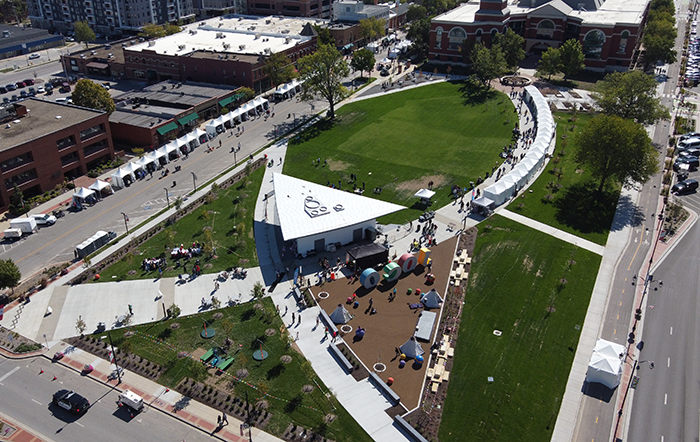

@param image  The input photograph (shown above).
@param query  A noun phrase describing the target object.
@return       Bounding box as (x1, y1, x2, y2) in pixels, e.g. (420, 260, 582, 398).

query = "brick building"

(0, 99, 115, 211)
(429, 0, 650, 71)
(109, 80, 243, 150)
(120, 15, 320, 92)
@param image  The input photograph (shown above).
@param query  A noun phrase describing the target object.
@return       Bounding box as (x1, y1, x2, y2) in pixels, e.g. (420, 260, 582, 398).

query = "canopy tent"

(88, 179, 113, 196)
(366, 42, 379, 52)
(110, 168, 134, 188)
(329, 304, 353, 324)
(241, 102, 256, 116)
(145, 150, 165, 161)
(399, 336, 425, 359)
(483, 179, 516, 206)
(253, 96, 269, 110)
(205, 117, 223, 137)
(510, 164, 531, 188)
(380, 57, 391, 64)
(72, 187, 96, 206)
(414, 189, 436, 200)
(472, 196, 495, 212)
(421, 289, 443, 309)
(274, 84, 292, 99)
(123, 162, 143, 175)
(586, 339, 626, 389)
(193, 128, 208, 144)
(134, 156, 155, 170)
(388, 49, 399, 59)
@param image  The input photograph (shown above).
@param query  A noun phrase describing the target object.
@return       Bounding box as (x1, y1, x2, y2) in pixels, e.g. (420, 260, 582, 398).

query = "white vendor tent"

(110, 168, 133, 188)
(329, 304, 353, 324)
(72, 187, 95, 205)
(414, 189, 436, 200)
(253, 96, 269, 110)
(399, 336, 425, 359)
(366, 42, 379, 53)
(586, 339, 626, 389)
(483, 179, 516, 206)
(123, 161, 143, 175)
(194, 128, 208, 143)
(134, 156, 155, 170)
(88, 180, 113, 196)
(421, 289, 443, 309)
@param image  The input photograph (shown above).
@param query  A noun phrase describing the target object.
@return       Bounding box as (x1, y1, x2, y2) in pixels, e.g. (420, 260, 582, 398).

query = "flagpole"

(107, 333, 123, 384)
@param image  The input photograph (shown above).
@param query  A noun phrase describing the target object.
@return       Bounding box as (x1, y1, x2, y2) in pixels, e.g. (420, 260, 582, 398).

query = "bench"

(292, 287, 303, 303)
(318, 308, 338, 335)
(216, 356, 235, 371)
(200, 348, 215, 363)
(369, 372, 400, 406)
(394, 415, 430, 442)
(329, 343, 354, 373)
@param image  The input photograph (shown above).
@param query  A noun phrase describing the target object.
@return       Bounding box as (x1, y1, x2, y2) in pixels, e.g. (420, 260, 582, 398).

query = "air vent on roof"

(148, 40, 155, 46)
(239, 44, 246, 50)
(178, 44, 185, 50)
(55, 115, 62, 119)
(285, 36, 291, 43)
(91, 50, 97, 55)
(255, 33, 261, 39)
(281, 29, 290, 34)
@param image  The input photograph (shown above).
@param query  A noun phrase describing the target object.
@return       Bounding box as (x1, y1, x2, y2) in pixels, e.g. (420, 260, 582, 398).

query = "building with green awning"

(156, 121, 178, 135)
(178, 113, 199, 126)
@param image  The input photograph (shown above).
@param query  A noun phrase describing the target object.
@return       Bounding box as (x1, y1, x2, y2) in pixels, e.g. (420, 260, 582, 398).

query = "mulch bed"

(316, 235, 458, 408)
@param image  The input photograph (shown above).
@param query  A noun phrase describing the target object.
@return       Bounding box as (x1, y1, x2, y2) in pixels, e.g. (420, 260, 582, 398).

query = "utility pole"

(121, 212, 129, 234)
(107, 333, 122, 384)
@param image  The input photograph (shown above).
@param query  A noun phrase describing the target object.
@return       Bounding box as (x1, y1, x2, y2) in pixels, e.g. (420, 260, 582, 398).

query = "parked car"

(36, 86, 45, 94)
(31, 213, 57, 226)
(52, 390, 90, 415)
(28, 53, 40, 60)
(0, 86, 6, 94)
(24, 79, 35, 86)
(674, 156, 700, 171)
(28, 87, 36, 95)
(680, 132, 700, 140)
(5, 83, 16, 91)
(15, 81, 25, 88)
(44, 83, 53, 92)
(671, 179, 699, 194)
(65, 37, 75, 42)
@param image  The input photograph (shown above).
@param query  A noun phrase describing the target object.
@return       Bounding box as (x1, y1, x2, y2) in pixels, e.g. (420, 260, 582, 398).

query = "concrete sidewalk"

(47, 340, 283, 442)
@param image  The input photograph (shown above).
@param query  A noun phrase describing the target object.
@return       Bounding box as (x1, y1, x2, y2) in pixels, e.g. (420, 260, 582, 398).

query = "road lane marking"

(665, 393, 668, 405)
(620, 302, 623, 306)
(622, 289, 625, 293)
(75, 422, 84, 427)
(668, 358, 671, 367)
(670, 327, 673, 335)
(0, 366, 20, 384)
(617, 315, 619, 320)
(614, 329, 617, 334)
(31, 399, 42, 405)
(595, 416, 598, 423)
(628, 232, 644, 270)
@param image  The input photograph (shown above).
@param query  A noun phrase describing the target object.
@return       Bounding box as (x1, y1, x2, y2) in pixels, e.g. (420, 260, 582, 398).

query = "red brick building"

(0, 99, 115, 211)
(429, 0, 650, 71)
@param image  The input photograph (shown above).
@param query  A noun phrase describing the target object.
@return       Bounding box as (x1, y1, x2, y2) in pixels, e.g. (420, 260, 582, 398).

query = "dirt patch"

(236, 369, 249, 379)
(280, 355, 292, 364)
(302, 384, 314, 393)
(522, 255, 533, 273)
(394, 175, 446, 193)
(265, 328, 276, 336)
(190, 348, 207, 360)
(328, 159, 351, 171)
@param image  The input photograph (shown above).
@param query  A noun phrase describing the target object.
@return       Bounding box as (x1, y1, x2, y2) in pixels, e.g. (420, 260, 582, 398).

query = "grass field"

(106, 297, 372, 442)
(439, 215, 601, 442)
(283, 81, 516, 225)
(94, 166, 264, 282)
(508, 112, 620, 245)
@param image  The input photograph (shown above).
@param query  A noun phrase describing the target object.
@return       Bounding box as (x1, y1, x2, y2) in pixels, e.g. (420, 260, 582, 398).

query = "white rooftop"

(125, 15, 325, 57)
(272, 173, 405, 241)
(434, 0, 647, 26)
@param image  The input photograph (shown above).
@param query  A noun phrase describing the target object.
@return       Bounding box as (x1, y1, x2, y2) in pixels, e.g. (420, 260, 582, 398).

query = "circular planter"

(318, 291, 330, 299)
(340, 325, 353, 334)
(373, 363, 386, 373)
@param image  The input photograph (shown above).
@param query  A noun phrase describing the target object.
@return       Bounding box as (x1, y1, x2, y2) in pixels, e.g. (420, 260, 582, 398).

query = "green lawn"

(106, 297, 372, 442)
(439, 215, 601, 442)
(284, 81, 516, 225)
(508, 112, 620, 245)
(95, 166, 264, 282)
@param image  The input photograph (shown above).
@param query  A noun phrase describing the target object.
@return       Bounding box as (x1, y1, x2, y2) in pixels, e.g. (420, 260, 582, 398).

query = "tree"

(593, 70, 670, 125)
(493, 28, 525, 71)
(470, 43, 505, 86)
(536, 46, 560, 80)
(643, 33, 677, 69)
(164, 24, 181, 36)
(238, 86, 255, 101)
(140, 23, 166, 39)
(558, 39, 585, 79)
(0, 259, 21, 292)
(358, 17, 385, 42)
(75, 316, 86, 336)
(8, 184, 27, 215)
(72, 79, 116, 114)
(313, 24, 335, 46)
(263, 52, 297, 88)
(251, 281, 265, 300)
(406, 18, 431, 57)
(406, 5, 427, 22)
(297, 44, 349, 120)
(74, 21, 96, 49)
(350, 48, 376, 78)
(574, 114, 659, 192)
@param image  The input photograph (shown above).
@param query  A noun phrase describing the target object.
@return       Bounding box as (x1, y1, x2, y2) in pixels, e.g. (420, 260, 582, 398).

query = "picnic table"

(200, 348, 215, 363)
(216, 356, 234, 371)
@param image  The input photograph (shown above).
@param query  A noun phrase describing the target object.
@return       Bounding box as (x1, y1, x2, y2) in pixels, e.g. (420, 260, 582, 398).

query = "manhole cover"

(340, 325, 352, 334)
(318, 291, 330, 299)
(373, 363, 386, 373)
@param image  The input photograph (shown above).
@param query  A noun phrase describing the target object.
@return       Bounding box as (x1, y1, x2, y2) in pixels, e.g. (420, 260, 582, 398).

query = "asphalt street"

(0, 355, 225, 442)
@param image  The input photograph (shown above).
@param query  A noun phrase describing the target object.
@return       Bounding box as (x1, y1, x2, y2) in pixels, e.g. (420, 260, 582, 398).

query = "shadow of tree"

(552, 182, 622, 234)
(459, 79, 497, 106)
(173, 396, 191, 412)
(284, 394, 303, 413)
(288, 118, 335, 146)
(266, 362, 286, 380)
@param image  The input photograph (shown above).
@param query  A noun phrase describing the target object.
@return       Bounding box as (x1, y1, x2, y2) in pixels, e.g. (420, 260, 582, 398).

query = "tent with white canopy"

(253, 96, 269, 111)
(88, 179, 113, 197)
(329, 304, 353, 324)
(366, 42, 379, 53)
(123, 162, 143, 175)
(415, 188, 436, 205)
(135, 156, 155, 171)
(586, 339, 626, 389)
(483, 179, 516, 206)
(110, 167, 134, 189)
(72, 187, 96, 206)
(399, 336, 425, 359)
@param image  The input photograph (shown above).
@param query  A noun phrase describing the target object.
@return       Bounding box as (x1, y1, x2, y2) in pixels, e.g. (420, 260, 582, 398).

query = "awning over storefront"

(218, 95, 235, 107)
(85, 62, 109, 69)
(178, 112, 199, 125)
(156, 121, 178, 135)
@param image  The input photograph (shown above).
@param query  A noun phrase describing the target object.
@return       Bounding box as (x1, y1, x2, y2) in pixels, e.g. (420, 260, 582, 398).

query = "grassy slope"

(95, 166, 264, 281)
(509, 112, 619, 246)
(439, 215, 601, 442)
(107, 298, 372, 442)
(284, 81, 516, 225)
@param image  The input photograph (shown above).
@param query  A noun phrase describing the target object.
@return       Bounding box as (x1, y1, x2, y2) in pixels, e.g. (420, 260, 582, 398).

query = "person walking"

(292, 312, 296, 323)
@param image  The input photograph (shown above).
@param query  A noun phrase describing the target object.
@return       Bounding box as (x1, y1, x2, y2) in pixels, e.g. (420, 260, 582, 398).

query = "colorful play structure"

(358, 248, 432, 289)
(200, 347, 235, 372)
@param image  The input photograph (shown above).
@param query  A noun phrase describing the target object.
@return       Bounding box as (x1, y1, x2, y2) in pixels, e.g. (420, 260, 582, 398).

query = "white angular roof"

(273, 173, 405, 241)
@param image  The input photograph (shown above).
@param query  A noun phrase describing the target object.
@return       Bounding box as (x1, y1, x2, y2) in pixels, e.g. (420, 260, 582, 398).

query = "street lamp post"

(164, 188, 170, 209)
(121, 212, 129, 234)
(191, 172, 197, 193)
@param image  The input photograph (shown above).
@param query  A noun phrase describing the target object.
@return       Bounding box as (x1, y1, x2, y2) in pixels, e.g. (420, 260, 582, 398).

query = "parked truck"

(10, 217, 37, 234)
(117, 390, 144, 418)
(3, 228, 22, 240)
(75, 230, 116, 259)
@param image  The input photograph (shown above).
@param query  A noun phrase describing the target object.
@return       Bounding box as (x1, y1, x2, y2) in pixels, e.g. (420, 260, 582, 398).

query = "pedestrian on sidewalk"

(222, 412, 228, 425)
(292, 312, 296, 323)
(284, 305, 288, 316)
(298, 315, 302, 325)
(316, 316, 320, 328)
(296, 332, 299, 341)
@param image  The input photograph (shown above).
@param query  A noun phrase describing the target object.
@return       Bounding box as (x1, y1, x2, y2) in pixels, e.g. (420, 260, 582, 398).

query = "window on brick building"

(536, 20, 555, 39)
(618, 30, 629, 53)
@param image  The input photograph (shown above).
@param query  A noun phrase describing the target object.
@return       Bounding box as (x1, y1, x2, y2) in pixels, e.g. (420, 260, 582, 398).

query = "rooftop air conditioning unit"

(148, 40, 155, 46)
(254, 33, 261, 39)
(91, 50, 97, 54)
(285, 36, 291, 43)
(239, 44, 245, 50)
(178, 44, 185, 50)
(264, 48, 271, 54)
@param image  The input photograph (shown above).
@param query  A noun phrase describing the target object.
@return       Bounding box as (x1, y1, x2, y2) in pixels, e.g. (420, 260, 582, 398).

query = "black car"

(52, 390, 90, 415)
(671, 179, 699, 194)
(674, 156, 700, 171)
(680, 131, 700, 140)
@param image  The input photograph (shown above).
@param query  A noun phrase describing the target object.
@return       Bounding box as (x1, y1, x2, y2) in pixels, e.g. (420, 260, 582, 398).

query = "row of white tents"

(272, 79, 304, 101)
(206, 97, 271, 138)
(483, 85, 555, 206)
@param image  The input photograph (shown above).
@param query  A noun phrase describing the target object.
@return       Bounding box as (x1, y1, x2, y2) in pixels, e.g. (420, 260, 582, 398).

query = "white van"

(678, 137, 700, 150)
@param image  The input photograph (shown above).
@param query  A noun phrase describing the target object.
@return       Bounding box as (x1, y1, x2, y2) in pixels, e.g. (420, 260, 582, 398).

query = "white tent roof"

(146, 150, 165, 161)
(273, 173, 405, 241)
(421, 289, 443, 309)
(111, 168, 132, 179)
(472, 196, 495, 209)
(586, 339, 626, 389)
(135, 156, 155, 168)
(123, 162, 142, 174)
(88, 180, 112, 193)
(74, 187, 95, 199)
(328, 304, 353, 324)
(399, 336, 425, 359)
(414, 189, 436, 199)
(194, 128, 207, 139)
(253, 96, 268, 108)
